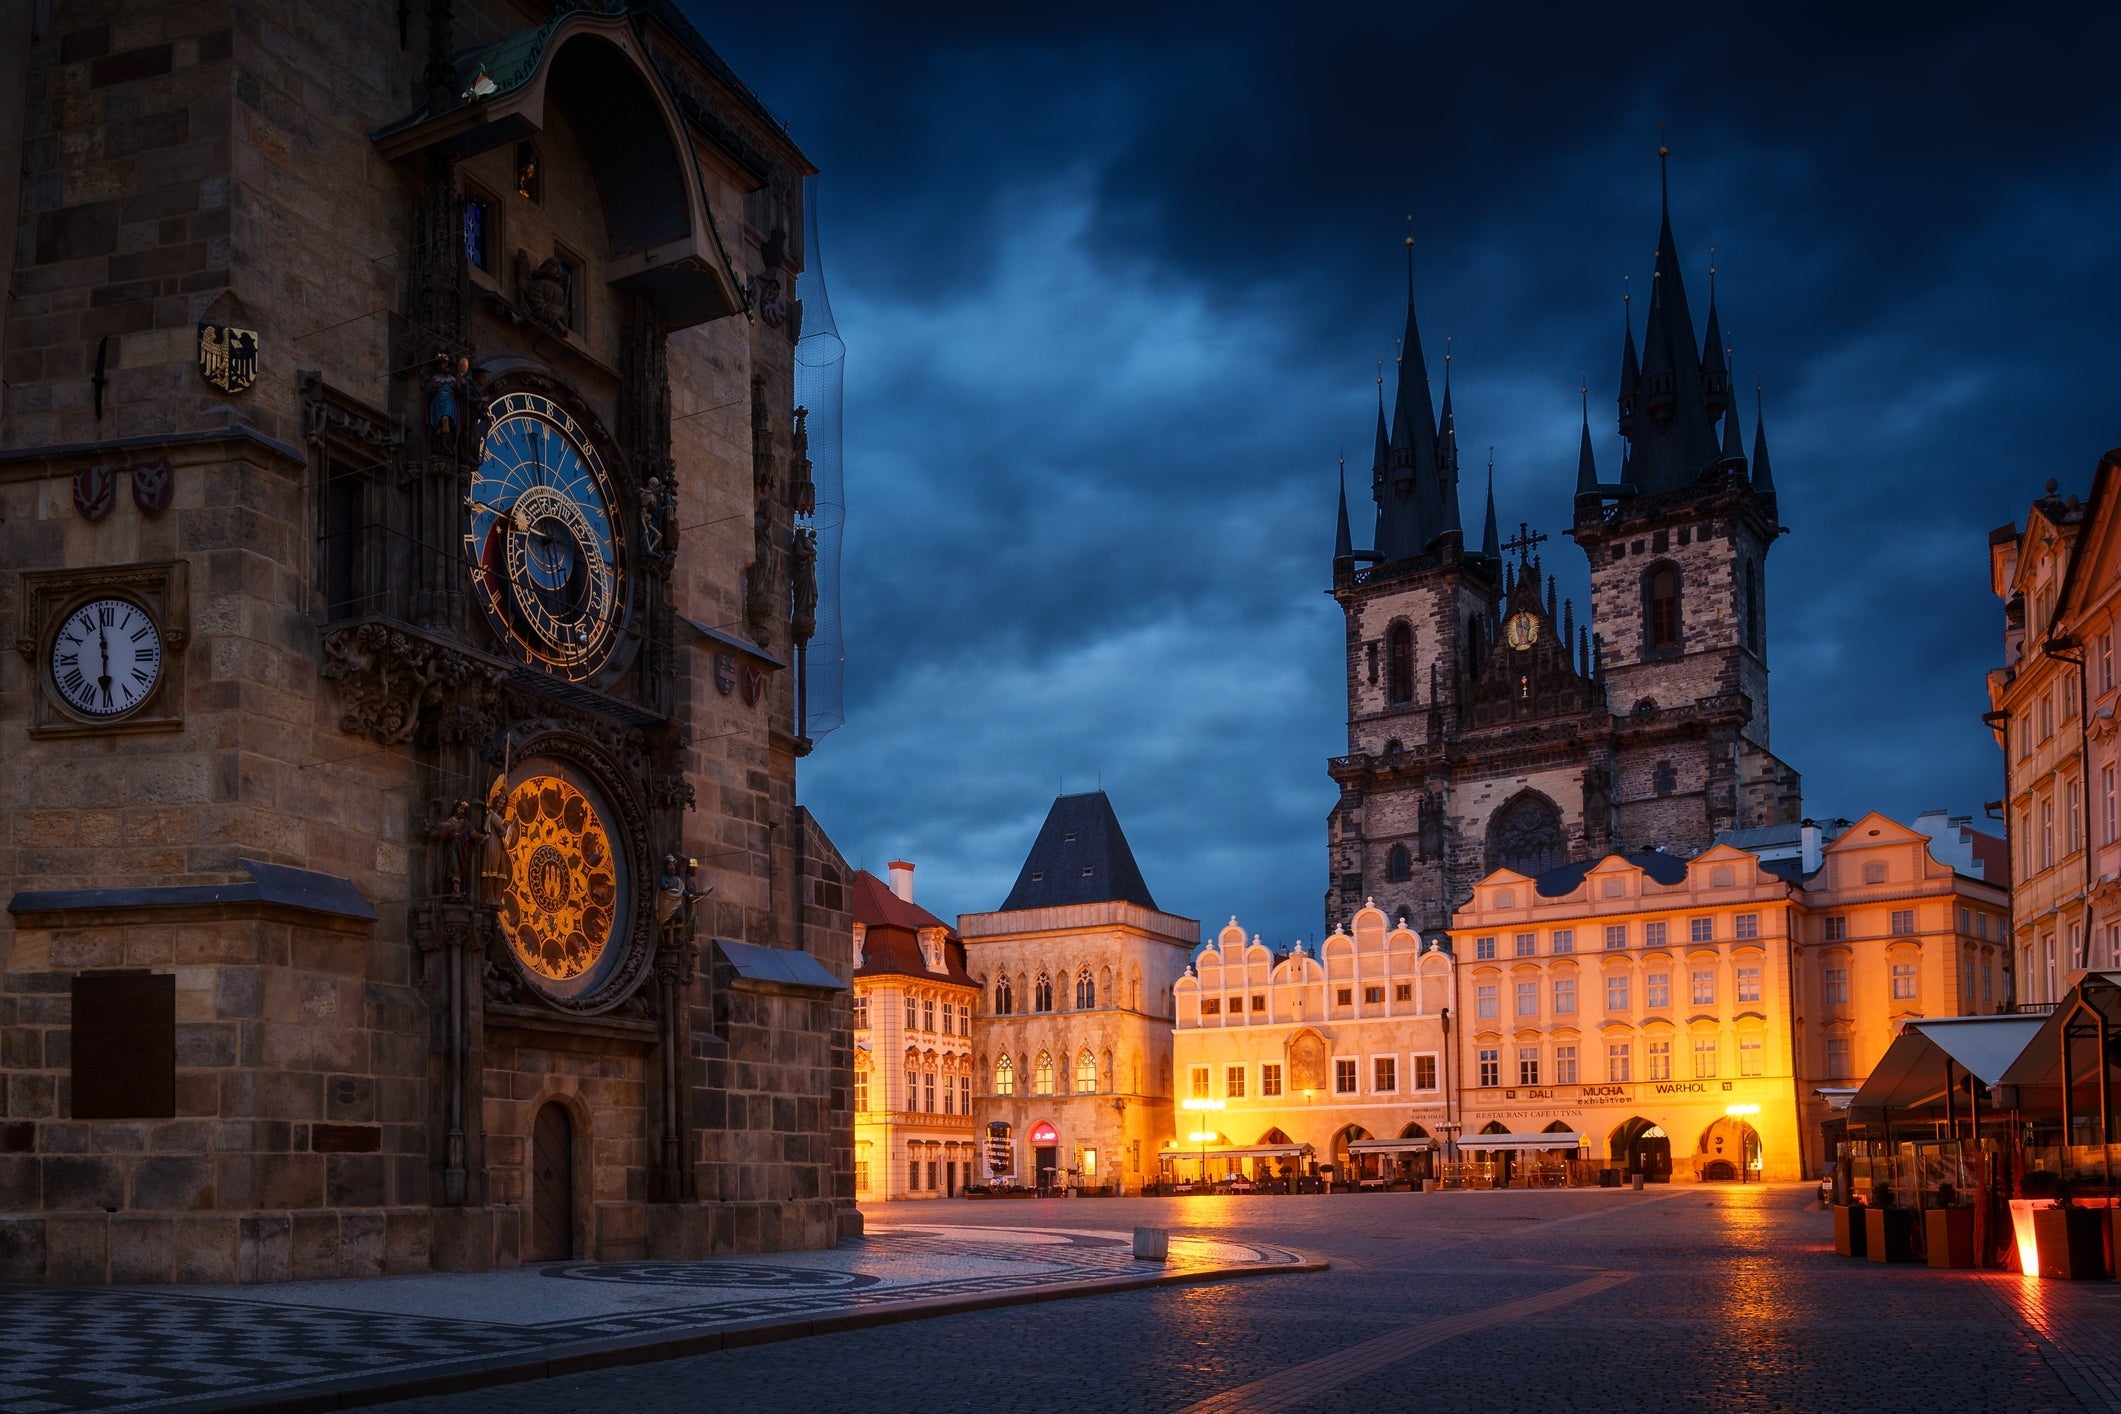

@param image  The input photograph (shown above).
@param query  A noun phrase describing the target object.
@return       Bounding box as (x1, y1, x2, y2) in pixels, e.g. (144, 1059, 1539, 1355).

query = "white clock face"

(50, 597, 163, 718)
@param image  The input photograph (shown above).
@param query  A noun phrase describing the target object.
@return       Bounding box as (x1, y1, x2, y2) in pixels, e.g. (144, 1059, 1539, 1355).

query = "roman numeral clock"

(17, 560, 190, 738)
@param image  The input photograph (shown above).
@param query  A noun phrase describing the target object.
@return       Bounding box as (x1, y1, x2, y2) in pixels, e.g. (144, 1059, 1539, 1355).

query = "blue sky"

(692, 3, 2121, 942)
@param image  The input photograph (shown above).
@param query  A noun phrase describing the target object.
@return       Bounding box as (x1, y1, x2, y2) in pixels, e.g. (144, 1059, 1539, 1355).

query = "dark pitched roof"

(1531, 850, 1692, 898)
(851, 870, 974, 984)
(997, 792, 1158, 912)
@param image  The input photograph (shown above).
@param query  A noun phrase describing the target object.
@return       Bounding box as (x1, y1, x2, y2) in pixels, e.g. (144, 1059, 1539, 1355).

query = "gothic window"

(1654, 761, 1677, 797)
(1034, 972, 1054, 1012)
(1645, 563, 1681, 651)
(1076, 1050, 1097, 1092)
(1387, 623, 1413, 704)
(1034, 1052, 1055, 1095)
(995, 1055, 1015, 1095)
(1740, 559, 1759, 654)
(1386, 844, 1412, 882)
(993, 976, 1013, 1015)
(1075, 969, 1095, 1009)
(1485, 791, 1565, 879)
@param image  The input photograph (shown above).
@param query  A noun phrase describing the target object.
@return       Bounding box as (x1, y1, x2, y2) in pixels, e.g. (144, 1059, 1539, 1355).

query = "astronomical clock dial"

(1505, 611, 1541, 652)
(466, 391, 626, 682)
(48, 597, 163, 718)
(495, 768, 630, 1002)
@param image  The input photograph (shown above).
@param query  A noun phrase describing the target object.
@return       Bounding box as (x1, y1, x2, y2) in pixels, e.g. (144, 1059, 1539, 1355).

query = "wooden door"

(530, 1102, 574, 1261)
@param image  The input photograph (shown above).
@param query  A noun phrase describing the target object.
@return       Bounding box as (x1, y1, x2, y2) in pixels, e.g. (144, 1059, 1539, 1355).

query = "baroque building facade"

(1325, 164, 1800, 936)
(1988, 455, 2121, 1007)
(1171, 906, 1456, 1183)
(849, 864, 978, 1200)
(964, 792, 1193, 1195)
(0, 1, 852, 1284)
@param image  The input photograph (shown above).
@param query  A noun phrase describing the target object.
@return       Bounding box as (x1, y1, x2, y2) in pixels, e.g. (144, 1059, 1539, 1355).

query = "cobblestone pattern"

(385, 1188, 2115, 1413)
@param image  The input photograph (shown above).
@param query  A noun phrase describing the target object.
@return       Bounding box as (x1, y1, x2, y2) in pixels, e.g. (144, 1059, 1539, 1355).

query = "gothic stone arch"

(1486, 789, 1566, 879)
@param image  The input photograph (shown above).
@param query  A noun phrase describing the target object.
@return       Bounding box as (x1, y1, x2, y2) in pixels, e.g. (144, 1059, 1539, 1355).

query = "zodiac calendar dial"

(465, 391, 626, 682)
(497, 772, 623, 993)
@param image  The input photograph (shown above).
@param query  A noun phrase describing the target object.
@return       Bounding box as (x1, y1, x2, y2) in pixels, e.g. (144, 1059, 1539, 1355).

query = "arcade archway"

(1697, 1116, 1761, 1182)
(1610, 1116, 1672, 1182)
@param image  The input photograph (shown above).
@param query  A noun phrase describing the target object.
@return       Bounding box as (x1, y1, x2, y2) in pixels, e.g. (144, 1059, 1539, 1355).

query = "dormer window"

(1030, 869, 1045, 882)
(1063, 831, 1076, 843)
(1080, 865, 1095, 878)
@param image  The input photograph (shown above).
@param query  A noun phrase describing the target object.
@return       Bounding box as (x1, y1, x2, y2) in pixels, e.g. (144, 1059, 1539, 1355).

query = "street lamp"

(1181, 1097, 1225, 1184)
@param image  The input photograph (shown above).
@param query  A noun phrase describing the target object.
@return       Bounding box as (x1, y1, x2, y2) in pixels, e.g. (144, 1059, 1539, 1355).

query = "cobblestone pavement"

(0, 1226, 1300, 1412)
(381, 1185, 2121, 1413)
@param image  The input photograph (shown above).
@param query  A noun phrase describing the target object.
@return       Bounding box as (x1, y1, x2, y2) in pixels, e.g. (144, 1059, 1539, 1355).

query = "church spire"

(1751, 385, 1777, 510)
(1575, 381, 1599, 501)
(1618, 138, 1721, 496)
(1374, 229, 1449, 564)
(1333, 450, 1354, 571)
(1480, 450, 1499, 560)
(1701, 251, 1731, 418)
(1437, 337, 1463, 539)
(1617, 278, 1638, 439)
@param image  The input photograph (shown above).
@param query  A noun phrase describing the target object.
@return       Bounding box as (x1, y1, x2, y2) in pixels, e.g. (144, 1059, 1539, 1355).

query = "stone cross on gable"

(1501, 522, 1547, 560)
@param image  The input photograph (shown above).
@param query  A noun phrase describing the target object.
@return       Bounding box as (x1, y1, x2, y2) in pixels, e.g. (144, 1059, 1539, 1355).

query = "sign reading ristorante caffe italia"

(1497, 1080, 1749, 1104)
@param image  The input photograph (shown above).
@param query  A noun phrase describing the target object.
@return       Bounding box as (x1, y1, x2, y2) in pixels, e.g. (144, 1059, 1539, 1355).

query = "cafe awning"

(1345, 1138, 1434, 1154)
(1850, 1014, 2046, 1115)
(1458, 1132, 1583, 1150)
(2000, 972, 2121, 1091)
(1157, 1144, 1306, 1162)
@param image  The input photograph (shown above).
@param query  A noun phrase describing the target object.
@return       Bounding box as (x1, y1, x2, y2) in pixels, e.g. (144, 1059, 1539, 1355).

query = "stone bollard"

(1632, 1172, 1645, 1191)
(1133, 1226, 1169, 1262)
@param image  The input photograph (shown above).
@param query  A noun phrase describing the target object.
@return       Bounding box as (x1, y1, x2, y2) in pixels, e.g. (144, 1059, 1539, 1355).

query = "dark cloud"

(690, 3, 2121, 939)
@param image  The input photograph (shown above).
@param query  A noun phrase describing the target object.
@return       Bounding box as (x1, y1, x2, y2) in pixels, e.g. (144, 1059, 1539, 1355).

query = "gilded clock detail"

(498, 773, 620, 986)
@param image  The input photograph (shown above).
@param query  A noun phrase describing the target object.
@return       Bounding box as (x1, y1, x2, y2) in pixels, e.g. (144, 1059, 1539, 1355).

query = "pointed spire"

(1575, 378, 1599, 500)
(1374, 224, 1449, 564)
(1701, 250, 1731, 417)
(1751, 385, 1777, 496)
(1437, 335, 1463, 540)
(1624, 135, 1722, 494)
(1617, 277, 1639, 439)
(1371, 363, 1389, 475)
(1480, 449, 1499, 560)
(1333, 450, 1354, 567)
(1721, 401, 1743, 460)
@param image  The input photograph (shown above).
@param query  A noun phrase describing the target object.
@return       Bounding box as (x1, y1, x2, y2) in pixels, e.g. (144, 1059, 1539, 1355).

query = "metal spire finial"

(1657, 122, 1669, 209)
(1404, 216, 1414, 300)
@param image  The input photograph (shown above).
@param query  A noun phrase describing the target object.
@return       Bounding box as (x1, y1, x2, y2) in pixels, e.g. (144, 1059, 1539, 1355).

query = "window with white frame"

(2069, 778, 2084, 851)
(1189, 1065, 1210, 1100)
(1606, 1041, 1632, 1082)
(1478, 1048, 1500, 1086)
(1606, 974, 1629, 1011)
(1735, 913, 1759, 940)
(1517, 1047, 1539, 1086)
(1374, 1057, 1397, 1092)
(853, 995, 869, 1029)
(1335, 987, 1353, 1007)
(1739, 1035, 1763, 1076)
(1477, 983, 1498, 1018)
(1515, 933, 1537, 957)
(1224, 1063, 1245, 1098)
(2106, 765, 2118, 844)
(905, 997, 918, 1030)
(1394, 983, 1412, 1003)
(1646, 1039, 1671, 1081)
(1983, 959, 1994, 1001)
(1690, 969, 1715, 1006)
(1646, 972, 1671, 1009)
(924, 1071, 936, 1112)
(1824, 967, 1849, 1005)
(1553, 977, 1576, 1014)
(1261, 1063, 1283, 1096)
(1515, 980, 1538, 1016)
(2041, 798, 2055, 871)
(1691, 1036, 1717, 1079)
(1552, 929, 1574, 954)
(959, 1076, 970, 1113)
(1334, 1058, 1358, 1093)
(942, 1073, 954, 1114)
(923, 998, 936, 1032)
(1889, 908, 1915, 936)
(2102, 629, 2114, 693)
(1554, 1045, 1578, 1084)
(1644, 921, 1668, 947)
(1475, 936, 1497, 960)
(1963, 959, 1976, 1001)
(1605, 924, 1627, 950)
(1413, 1055, 1438, 1090)
(1689, 917, 1713, 943)
(1891, 962, 1917, 1001)
(1736, 966, 1761, 1004)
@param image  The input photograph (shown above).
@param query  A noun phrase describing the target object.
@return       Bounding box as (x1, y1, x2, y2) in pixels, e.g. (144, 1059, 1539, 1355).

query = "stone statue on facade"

(477, 782, 518, 909)
(430, 799, 476, 895)
(791, 527, 818, 644)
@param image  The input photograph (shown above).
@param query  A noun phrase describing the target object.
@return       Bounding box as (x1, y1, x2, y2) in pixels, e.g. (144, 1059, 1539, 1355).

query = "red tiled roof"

(851, 870, 975, 985)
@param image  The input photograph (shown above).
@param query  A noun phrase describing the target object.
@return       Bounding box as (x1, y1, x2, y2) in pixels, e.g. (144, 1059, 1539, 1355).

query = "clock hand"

(97, 626, 112, 704)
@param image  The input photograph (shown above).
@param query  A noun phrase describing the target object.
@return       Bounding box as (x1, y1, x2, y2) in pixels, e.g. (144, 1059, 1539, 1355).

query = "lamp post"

(1181, 1096, 1225, 1184)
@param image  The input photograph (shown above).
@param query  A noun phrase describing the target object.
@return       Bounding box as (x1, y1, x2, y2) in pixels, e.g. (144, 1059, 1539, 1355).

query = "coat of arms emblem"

(72, 464, 115, 522)
(713, 652, 737, 696)
(197, 322, 259, 395)
(740, 664, 765, 706)
(131, 458, 172, 517)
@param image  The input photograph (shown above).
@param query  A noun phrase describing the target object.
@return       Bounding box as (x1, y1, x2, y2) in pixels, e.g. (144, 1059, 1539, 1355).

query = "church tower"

(1568, 149, 1800, 842)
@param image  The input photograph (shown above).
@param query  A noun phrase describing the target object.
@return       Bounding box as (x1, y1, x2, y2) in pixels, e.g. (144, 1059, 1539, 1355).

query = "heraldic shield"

(197, 323, 259, 395)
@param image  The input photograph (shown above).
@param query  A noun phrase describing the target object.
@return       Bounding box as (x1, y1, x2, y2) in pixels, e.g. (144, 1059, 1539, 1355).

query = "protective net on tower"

(794, 172, 846, 739)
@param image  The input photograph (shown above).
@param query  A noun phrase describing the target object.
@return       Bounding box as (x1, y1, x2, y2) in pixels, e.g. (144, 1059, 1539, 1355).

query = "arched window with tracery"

(1076, 1050, 1097, 1092)
(994, 1055, 1015, 1095)
(1486, 790, 1566, 878)
(1034, 1052, 1055, 1095)
(993, 976, 1013, 1016)
(1387, 622, 1413, 704)
(1034, 972, 1054, 1012)
(1075, 969, 1095, 1009)
(1645, 562, 1681, 651)
(1386, 844, 1412, 882)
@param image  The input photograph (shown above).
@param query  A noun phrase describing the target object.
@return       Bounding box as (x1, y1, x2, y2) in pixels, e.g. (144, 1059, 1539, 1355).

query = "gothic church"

(1326, 160, 1802, 934)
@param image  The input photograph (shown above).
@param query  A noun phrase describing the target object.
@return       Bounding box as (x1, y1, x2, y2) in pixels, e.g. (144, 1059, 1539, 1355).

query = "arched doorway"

(1259, 1127, 1297, 1185)
(529, 1101, 575, 1261)
(1332, 1124, 1372, 1185)
(1399, 1121, 1435, 1183)
(1610, 1116, 1672, 1183)
(1697, 1116, 1761, 1182)
(1030, 1120, 1060, 1194)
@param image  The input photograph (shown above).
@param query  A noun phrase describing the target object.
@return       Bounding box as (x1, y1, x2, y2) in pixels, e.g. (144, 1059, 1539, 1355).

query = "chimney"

(1799, 819, 1822, 874)
(887, 860, 915, 903)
